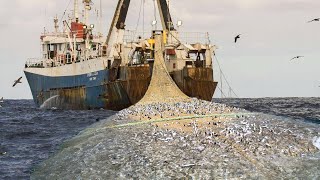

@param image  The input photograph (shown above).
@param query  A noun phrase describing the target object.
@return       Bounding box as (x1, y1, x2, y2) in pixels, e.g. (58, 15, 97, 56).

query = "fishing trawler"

(24, 0, 218, 110)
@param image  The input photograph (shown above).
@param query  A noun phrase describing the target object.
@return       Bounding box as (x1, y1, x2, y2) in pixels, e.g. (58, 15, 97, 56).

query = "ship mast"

(74, 0, 79, 22)
(98, 0, 103, 56)
(99, 0, 102, 38)
(54, 15, 59, 34)
(83, 0, 92, 59)
(84, 0, 90, 27)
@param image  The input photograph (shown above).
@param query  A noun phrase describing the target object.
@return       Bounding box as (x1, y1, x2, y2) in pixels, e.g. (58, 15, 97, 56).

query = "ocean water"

(214, 97, 320, 124)
(0, 100, 116, 179)
(0, 98, 319, 179)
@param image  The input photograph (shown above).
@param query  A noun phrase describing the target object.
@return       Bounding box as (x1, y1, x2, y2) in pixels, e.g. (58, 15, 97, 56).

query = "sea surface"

(0, 100, 116, 179)
(214, 97, 320, 124)
(0, 98, 319, 179)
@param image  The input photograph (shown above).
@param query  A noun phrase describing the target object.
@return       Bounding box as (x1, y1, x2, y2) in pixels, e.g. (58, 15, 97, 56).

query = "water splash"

(40, 95, 60, 109)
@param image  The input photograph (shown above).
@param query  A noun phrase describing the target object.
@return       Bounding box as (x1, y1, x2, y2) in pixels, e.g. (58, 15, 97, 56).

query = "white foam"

(312, 136, 320, 150)
(40, 95, 60, 109)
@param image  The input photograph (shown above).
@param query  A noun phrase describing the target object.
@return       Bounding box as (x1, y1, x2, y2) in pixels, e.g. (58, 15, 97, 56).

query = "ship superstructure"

(24, 0, 218, 110)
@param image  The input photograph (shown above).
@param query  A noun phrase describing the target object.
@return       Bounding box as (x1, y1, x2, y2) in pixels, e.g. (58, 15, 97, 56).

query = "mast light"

(151, 20, 157, 26)
(85, 5, 91, 10)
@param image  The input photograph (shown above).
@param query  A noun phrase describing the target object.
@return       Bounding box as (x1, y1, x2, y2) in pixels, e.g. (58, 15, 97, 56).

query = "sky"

(0, 0, 319, 99)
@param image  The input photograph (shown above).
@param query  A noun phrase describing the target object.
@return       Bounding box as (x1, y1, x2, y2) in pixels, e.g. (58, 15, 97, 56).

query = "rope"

(216, 86, 227, 98)
(107, 113, 255, 129)
(214, 54, 239, 98)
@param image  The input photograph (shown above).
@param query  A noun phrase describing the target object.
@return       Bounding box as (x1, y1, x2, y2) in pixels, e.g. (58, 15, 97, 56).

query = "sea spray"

(40, 95, 60, 109)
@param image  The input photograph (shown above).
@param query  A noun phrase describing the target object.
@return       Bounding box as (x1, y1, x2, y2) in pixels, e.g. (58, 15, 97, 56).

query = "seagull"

(0, 97, 3, 103)
(234, 34, 241, 43)
(290, 56, 304, 61)
(307, 18, 320, 23)
(12, 77, 22, 87)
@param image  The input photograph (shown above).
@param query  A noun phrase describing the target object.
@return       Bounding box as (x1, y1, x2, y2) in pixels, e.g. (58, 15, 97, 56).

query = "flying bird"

(12, 77, 22, 87)
(307, 18, 320, 23)
(290, 56, 304, 61)
(234, 34, 241, 43)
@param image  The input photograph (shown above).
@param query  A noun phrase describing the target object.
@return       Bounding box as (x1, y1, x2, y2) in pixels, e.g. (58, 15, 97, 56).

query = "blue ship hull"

(24, 65, 216, 110)
(24, 69, 132, 110)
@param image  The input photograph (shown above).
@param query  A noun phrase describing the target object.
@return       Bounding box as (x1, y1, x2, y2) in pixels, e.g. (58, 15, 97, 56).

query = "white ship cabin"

(25, 0, 106, 69)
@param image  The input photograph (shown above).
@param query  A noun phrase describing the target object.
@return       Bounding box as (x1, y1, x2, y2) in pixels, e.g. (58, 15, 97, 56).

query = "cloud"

(232, 0, 269, 9)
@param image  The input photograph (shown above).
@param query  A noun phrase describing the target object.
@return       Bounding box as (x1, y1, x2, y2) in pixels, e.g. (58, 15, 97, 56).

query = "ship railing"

(123, 30, 211, 45)
(41, 32, 68, 38)
(123, 30, 151, 43)
(25, 58, 46, 68)
(26, 58, 60, 68)
(41, 31, 103, 39)
(26, 57, 63, 68)
(177, 32, 210, 45)
(25, 52, 104, 68)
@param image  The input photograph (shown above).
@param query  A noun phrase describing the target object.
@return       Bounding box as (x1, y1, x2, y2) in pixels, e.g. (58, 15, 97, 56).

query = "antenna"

(54, 15, 59, 34)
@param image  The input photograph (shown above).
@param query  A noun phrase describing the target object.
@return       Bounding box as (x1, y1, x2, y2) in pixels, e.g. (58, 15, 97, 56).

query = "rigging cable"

(58, 0, 73, 27)
(167, 0, 171, 41)
(134, 0, 144, 39)
(214, 54, 239, 98)
(216, 86, 228, 98)
(142, 0, 145, 38)
(153, 0, 157, 30)
(206, 33, 238, 98)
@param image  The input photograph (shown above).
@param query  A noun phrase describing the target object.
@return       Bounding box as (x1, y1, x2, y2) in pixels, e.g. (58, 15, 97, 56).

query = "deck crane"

(156, 0, 175, 31)
(104, 0, 217, 102)
(106, 0, 175, 45)
(105, 0, 178, 64)
(105, 0, 131, 67)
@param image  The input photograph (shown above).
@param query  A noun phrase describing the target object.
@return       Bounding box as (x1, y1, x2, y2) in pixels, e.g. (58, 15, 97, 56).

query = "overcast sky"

(0, 0, 319, 99)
